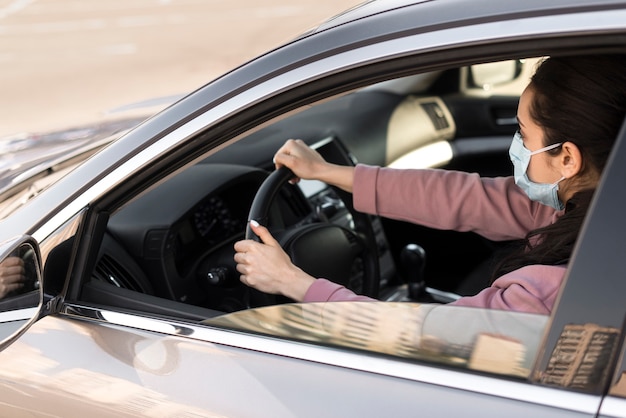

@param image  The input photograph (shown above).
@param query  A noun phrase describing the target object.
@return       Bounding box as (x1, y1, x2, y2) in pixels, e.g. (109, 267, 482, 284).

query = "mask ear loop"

(533, 143, 565, 187)
(529, 142, 565, 185)
(528, 142, 562, 156)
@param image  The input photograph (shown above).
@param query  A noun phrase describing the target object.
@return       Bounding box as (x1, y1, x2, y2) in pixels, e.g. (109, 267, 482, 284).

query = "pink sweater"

(303, 165, 566, 315)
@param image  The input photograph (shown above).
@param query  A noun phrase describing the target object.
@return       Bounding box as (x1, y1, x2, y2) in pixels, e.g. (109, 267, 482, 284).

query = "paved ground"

(0, 0, 361, 138)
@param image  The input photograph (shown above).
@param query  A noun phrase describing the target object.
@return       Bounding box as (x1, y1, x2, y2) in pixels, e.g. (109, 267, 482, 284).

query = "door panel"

(0, 314, 597, 417)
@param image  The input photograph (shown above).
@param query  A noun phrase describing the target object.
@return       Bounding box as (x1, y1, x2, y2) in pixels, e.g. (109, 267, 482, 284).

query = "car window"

(69, 57, 563, 388)
(207, 302, 548, 379)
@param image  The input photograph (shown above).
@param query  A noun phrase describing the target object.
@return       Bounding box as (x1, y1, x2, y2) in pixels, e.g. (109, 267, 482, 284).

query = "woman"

(234, 55, 626, 314)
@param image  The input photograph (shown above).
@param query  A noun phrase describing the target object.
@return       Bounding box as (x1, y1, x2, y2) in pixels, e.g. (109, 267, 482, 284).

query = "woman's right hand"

(273, 139, 356, 192)
(234, 220, 316, 301)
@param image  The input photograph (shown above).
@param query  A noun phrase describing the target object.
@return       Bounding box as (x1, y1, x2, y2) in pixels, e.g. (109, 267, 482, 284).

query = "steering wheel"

(244, 166, 380, 307)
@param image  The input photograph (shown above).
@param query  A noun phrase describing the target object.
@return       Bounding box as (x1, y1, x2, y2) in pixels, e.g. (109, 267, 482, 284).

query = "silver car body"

(0, 0, 626, 416)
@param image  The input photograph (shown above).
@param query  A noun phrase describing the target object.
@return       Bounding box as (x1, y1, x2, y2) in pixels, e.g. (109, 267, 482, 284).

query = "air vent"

(421, 101, 450, 131)
(93, 254, 142, 292)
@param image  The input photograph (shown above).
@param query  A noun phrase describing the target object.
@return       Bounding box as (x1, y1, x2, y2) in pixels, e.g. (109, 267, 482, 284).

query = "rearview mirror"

(468, 60, 524, 89)
(0, 236, 43, 347)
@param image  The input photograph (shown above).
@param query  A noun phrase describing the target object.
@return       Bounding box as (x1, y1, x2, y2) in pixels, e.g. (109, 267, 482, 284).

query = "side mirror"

(0, 236, 43, 347)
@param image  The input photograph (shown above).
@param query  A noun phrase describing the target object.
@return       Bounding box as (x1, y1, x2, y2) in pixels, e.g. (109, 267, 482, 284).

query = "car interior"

(70, 58, 534, 321)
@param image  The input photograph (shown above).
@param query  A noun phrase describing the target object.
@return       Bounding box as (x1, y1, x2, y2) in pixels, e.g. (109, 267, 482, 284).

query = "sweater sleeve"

(303, 279, 376, 303)
(449, 265, 565, 314)
(353, 164, 561, 241)
(304, 266, 565, 314)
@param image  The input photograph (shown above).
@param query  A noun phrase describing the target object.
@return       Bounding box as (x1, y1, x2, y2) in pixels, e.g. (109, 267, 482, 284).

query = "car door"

(1, 88, 624, 418)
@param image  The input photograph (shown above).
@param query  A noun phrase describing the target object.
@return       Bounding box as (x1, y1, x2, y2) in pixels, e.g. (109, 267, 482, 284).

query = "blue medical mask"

(509, 131, 565, 210)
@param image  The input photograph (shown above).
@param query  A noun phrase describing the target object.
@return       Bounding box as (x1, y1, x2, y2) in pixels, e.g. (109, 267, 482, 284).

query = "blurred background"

(0, 0, 361, 139)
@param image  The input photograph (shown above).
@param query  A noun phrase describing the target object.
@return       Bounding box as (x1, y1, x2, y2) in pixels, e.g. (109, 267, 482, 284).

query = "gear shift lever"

(401, 243, 427, 301)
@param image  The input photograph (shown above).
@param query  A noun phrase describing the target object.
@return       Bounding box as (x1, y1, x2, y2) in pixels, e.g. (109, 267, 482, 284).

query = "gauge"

(193, 195, 243, 245)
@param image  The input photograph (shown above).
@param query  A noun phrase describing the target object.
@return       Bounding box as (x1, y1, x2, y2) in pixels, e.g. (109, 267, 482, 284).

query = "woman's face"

(516, 87, 564, 184)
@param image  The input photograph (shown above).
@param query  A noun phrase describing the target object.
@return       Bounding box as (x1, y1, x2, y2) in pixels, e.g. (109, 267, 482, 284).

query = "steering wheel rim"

(246, 166, 296, 242)
(244, 166, 380, 307)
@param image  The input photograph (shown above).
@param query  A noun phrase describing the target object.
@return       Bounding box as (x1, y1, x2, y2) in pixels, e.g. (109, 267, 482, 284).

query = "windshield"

(0, 117, 145, 219)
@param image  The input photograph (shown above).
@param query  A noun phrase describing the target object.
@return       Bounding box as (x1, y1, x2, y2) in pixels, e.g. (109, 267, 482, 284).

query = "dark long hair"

(492, 55, 626, 279)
